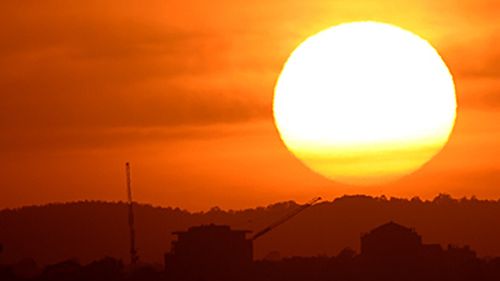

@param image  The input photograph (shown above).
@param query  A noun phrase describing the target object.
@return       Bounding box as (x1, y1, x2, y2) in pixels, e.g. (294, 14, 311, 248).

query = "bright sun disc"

(273, 21, 457, 186)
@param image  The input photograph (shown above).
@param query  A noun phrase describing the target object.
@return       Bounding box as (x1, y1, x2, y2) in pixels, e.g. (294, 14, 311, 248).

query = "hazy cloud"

(0, 6, 272, 132)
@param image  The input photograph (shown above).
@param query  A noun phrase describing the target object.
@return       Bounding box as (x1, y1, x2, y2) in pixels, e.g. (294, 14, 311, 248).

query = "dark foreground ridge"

(2, 221, 500, 281)
(2, 194, 500, 265)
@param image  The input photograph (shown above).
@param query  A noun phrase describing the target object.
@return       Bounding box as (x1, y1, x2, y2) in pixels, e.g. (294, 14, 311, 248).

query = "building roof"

(172, 224, 251, 235)
(362, 221, 417, 238)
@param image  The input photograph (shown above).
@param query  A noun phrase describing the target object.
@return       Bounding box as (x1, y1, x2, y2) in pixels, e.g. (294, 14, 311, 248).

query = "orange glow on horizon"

(0, 1, 498, 211)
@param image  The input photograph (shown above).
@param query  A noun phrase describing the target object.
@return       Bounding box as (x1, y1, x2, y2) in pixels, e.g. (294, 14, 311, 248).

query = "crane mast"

(251, 197, 322, 241)
(126, 162, 139, 265)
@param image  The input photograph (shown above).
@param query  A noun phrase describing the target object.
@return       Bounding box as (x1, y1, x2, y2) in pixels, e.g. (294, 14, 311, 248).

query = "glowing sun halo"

(273, 22, 457, 186)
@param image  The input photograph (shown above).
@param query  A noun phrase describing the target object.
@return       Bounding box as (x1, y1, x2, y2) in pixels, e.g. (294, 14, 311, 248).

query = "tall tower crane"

(251, 197, 322, 241)
(125, 162, 139, 265)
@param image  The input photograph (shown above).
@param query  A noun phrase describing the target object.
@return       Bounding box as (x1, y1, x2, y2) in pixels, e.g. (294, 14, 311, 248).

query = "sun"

(273, 21, 457, 186)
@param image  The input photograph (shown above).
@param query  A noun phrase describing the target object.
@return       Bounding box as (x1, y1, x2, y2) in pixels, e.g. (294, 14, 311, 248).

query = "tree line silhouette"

(2, 194, 500, 281)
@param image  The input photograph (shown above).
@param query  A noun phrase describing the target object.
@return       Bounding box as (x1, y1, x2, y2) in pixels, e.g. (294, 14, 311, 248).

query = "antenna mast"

(126, 162, 139, 265)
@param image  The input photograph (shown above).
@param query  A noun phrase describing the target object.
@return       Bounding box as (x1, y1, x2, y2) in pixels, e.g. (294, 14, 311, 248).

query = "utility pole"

(126, 162, 139, 265)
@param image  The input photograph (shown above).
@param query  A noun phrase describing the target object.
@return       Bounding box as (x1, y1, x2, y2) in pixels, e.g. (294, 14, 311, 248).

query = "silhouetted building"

(165, 224, 252, 279)
(446, 244, 477, 263)
(42, 259, 81, 281)
(361, 221, 422, 258)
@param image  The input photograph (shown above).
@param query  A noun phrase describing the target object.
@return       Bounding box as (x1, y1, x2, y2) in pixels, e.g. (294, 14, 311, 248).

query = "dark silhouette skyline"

(2, 194, 500, 266)
(2, 220, 500, 281)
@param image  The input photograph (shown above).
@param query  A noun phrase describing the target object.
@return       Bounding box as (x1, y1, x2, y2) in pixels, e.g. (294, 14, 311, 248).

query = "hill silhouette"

(1, 194, 500, 266)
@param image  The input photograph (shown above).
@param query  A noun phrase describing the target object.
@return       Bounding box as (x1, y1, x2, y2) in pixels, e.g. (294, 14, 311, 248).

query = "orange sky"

(0, 0, 499, 211)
